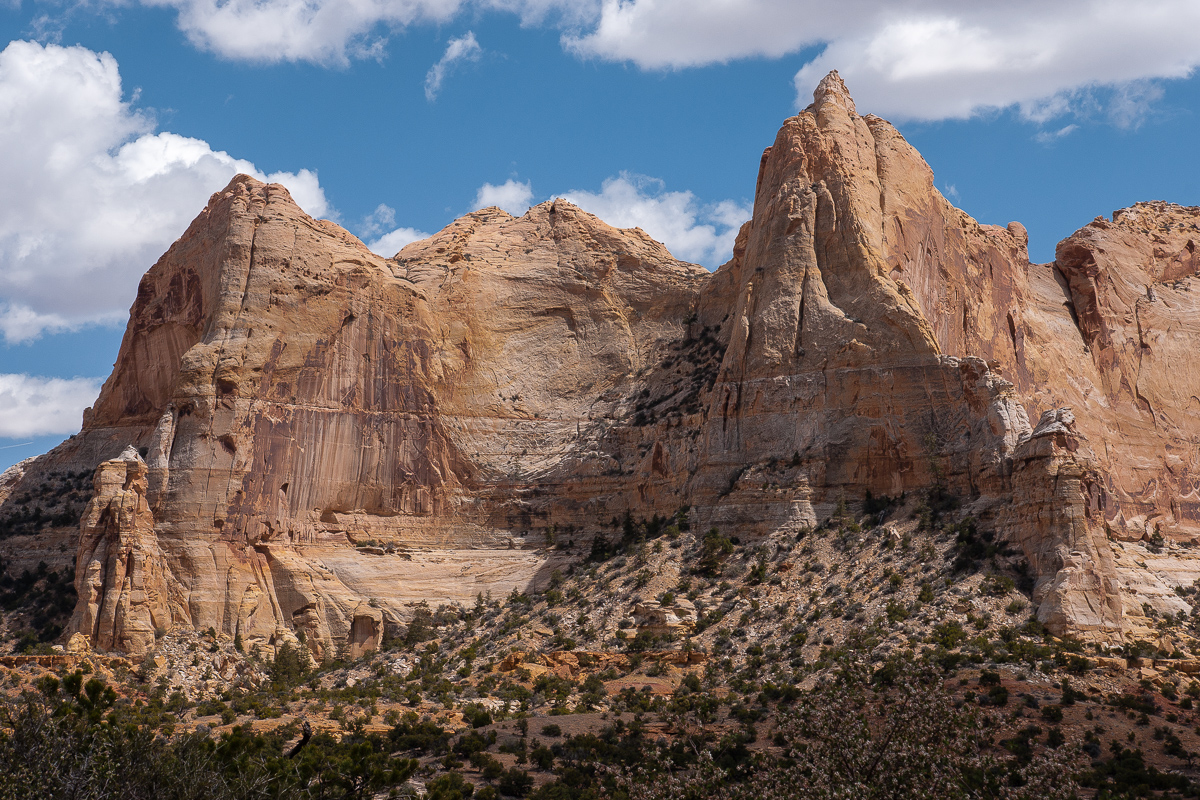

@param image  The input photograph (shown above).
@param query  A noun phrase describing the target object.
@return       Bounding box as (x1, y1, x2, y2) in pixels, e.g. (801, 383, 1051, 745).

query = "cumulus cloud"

(561, 0, 828, 67)
(116, 0, 1200, 123)
(142, 0, 465, 65)
(556, 0, 1200, 123)
(368, 227, 430, 256)
(473, 179, 534, 215)
(357, 203, 430, 256)
(0, 374, 104, 438)
(425, 31, 482, 100)
(559, 173, 750, 268)
(0, 40, 329, 344)
(368, 174, 745, 263)
(788, 2, 1200, 122)
(358, 203, 399, 239)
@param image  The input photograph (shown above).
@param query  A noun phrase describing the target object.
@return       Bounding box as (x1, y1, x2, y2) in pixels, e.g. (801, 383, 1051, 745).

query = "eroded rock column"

(1004, 410, 1125, 642)
(71, 446, 176, 655)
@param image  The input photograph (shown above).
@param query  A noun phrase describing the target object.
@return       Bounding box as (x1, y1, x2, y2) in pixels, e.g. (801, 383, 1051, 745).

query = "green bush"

(497, 767, 533, 797)
(696, 529, 735, 577)
(269, 642, 309, 689)
(428, 772, 476, 800)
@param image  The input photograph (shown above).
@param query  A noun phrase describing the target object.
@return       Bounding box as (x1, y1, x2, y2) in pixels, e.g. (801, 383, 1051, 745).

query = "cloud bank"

(142, 0, 465, 65)
(560, 173, 750, 268)
(0, 374, 104, 438)
(787, 2, 1200, 122)
(473, 179, 534, 215)
(115, 0, 1200, 123)
(364, 174, 747, 266)
(358, 204, 431, 255)
(0, 40, 329, 344)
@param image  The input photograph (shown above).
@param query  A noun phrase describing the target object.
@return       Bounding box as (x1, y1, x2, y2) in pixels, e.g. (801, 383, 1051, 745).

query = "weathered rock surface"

(631, 598, 697, 637)
(0, 458, 33, 507)
(5, 70, 1200, 653)
(1053, 203, 1200, 541)
(1001, 409, 1124, 640)
(72, 447, 176, 654)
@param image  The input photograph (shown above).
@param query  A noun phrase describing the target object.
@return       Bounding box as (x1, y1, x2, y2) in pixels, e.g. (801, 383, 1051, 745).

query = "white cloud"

(1107, 81, 1166, 129)
(0, 374, 104, 438)
(144, 0, 465, 65)
(473, 179, 534, 215)
(561, 0, 824, 67)
(788, 2, 1200, 122)
(367, 226, 430, 255)
(0, 40, 330, 344)
(1034, 124, 1079, 144)
(113, 0, 1200, 123)
(357, 203, 430, 255)
(359, 203, 399, 239)
(559, 173, 750, 268)
(553, 0, 1200, 123)
(368, 173, 749, 264)
(425, 31, 482, 100)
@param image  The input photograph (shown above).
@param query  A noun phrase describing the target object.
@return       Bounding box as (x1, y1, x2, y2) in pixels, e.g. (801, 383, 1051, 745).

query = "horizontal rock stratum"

(4, 71, 1200, 657)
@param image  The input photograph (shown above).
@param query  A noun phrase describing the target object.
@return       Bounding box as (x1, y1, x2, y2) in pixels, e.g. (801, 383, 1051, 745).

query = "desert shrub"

(863, 490, 902, 521)
(0, 560, 77, 647)
(605, 658, 1080, 800)
(388, 712, 451, 754)
(405, 603, 435, 647)
(1081, 746, 1195, 796)
(462, 703, 494, 728)
(0, 686, 418, 800)
(949, 518, 1000, 572)
(427, 771, 476, 800)
(497, 767, 534, 797)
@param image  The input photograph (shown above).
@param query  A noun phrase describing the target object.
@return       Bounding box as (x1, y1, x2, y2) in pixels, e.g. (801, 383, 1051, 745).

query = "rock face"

(72, 447, 176, 655)
(631, 599, 697, 637)
(1002, 409, 1125, 639)
(1053, 203, 1200, 541)
(6, 71, 1200, 655)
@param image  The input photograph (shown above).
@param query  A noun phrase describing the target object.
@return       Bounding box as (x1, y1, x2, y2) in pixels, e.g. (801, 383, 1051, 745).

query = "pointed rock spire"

(811, 69, 856, 115)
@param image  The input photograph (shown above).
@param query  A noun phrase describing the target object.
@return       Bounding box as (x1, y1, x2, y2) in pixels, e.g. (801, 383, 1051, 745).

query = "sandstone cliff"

(3, 71, 1199, 655)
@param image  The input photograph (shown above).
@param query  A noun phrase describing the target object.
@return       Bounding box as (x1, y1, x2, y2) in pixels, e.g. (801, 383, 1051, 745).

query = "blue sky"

(2, 0, 1200, 471)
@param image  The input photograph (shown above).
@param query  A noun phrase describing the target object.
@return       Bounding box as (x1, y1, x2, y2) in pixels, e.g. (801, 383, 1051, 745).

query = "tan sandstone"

(3, 71, 1200, 654)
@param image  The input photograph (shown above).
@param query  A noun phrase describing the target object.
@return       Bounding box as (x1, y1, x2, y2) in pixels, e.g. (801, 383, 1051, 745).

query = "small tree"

(270, 642, 308, 689)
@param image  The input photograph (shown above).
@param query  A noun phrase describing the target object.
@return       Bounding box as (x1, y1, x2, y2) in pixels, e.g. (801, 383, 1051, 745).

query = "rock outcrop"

(72, 447, 176, 654)
(5, 71, 1200, 654)
(631, 598, 697, 637)
(1052, 203, 1200, 542)
(1002, 409, 1125, 638)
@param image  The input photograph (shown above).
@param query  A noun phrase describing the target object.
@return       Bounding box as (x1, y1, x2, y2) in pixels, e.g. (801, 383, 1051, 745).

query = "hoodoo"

(3, 71, 1200, 657)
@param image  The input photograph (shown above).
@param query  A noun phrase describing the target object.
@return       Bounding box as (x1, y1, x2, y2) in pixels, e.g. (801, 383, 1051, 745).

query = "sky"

(2, 0, 1200, 472)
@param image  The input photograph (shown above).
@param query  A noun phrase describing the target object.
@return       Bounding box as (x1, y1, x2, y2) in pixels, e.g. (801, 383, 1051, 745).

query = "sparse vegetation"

(1, 463, 1196, 797)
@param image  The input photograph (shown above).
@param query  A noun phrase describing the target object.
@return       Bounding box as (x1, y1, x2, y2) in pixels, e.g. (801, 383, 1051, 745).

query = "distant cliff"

(4, 70, 1199, 658)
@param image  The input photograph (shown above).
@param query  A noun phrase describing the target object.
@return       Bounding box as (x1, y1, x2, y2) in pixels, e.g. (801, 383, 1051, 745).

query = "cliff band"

(3, 71, 1199, 657)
